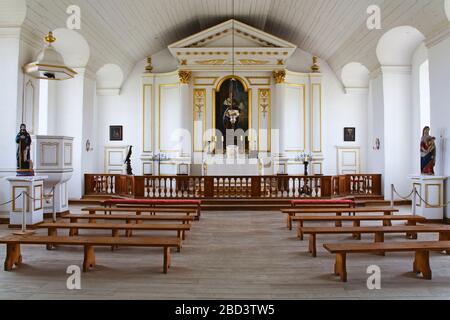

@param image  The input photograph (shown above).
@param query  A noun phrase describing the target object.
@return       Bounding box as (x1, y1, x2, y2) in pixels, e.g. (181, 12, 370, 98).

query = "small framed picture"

(344, 127, 356, 142)
(110, 126, 123, 141)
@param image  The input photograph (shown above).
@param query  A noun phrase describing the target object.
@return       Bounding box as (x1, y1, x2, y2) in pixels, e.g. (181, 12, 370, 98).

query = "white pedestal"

(410, 175, 447, 221)
(5, 176, 47, 226)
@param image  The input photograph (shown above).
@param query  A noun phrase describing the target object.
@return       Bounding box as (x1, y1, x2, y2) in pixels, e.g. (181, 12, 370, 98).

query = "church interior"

(1, 0, 450, 301)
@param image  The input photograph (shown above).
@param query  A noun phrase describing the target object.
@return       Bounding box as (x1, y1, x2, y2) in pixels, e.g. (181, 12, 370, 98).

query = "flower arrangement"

(295, 152, 314, 163)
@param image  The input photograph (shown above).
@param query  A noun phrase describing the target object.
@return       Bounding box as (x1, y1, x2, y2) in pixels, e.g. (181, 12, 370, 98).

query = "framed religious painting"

(110, 126, 123, 141)
(344, 127, 356, 142)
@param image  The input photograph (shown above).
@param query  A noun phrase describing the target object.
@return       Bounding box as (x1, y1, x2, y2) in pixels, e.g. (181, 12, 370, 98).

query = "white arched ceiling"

(96, 64, 124, 95)
(446, 0, 450, 22)
(52, 28, 90, 69)
(22, 0, 448, 80)
(341, 62, 370, 89)
(376, 26, 425, 66)
(0, 0, 26, 27)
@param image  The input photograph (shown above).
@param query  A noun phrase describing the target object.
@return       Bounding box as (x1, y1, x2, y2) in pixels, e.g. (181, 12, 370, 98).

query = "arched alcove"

(96, 64, 124, 95)
(52, 28, 90, 68)
(376, 26, 425, 66)
(341, 62, 370, 92)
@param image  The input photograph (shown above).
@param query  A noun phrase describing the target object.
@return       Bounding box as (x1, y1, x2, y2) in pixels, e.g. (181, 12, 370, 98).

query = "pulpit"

(32, 136, 74, 216)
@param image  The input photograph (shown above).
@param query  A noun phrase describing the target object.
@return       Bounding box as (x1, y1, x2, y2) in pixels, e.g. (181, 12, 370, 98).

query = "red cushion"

(104, 199, 201, 205)
(291, 199, 354, 205)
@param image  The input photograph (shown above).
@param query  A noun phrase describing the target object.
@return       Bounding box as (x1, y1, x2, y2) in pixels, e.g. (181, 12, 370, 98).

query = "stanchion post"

(21, 191, 26, 233)
(412, 186, 417, 215)
(52, 188, 56, 223)
(391, 184, 395, 208)
(13, 191, 35, 236)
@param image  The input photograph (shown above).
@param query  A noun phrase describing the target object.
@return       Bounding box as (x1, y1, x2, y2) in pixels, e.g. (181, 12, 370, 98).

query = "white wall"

(94, 48, 369, 177)
(411, 43, 429, 174)
(288, 52, 369, 175)
(382, 67, 413, 197)
(96, 59, 146, 174)
(429, 37, 450, 218)
(367, 73, 385, 176)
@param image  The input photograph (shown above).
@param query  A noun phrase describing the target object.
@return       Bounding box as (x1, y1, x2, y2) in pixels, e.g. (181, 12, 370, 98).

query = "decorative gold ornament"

(239, 59, 269, 65)
(180, 59, 187, 65)
(145, 56, 153, 73)
(178, 70, 192, 84)
(311, 56, 320, 73)
(259, 89, 270, 118)
(277, 59, 284, 65)
(273, 70, 286, 84)
(44, 31, 56, 44)
(195, 59, 226, 65)
(194, 89, 205, 119)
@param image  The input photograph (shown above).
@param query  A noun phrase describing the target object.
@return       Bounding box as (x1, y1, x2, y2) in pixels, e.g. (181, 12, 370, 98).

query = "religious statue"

(421, 126, 436, 175)
(16, 124, 34, 176)
(124, 146, 133, 175)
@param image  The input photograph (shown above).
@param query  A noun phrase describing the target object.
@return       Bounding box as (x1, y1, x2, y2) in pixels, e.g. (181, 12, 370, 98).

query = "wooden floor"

(0, 206, 450, 300)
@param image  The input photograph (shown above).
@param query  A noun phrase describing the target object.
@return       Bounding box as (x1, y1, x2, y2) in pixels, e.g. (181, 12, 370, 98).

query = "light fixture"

(23, 31, 77, 80)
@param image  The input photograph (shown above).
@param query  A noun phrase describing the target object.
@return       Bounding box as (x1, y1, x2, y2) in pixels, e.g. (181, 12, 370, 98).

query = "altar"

(205, 162, 260, 176)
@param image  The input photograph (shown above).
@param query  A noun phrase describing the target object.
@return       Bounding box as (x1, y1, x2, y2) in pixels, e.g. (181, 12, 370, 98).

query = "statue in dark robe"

(16, 124, 33, 176)
(421, 126, 436, 175)
(124, 146, 133, 175)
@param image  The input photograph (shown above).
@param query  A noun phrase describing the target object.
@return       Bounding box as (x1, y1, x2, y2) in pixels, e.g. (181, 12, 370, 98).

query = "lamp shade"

(23, 32, 77, 80)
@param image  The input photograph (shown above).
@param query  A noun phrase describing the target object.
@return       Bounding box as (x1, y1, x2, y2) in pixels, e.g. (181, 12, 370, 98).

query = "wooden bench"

(37, 222, 192, 251)
(62, 213, 194, 224)
(282, 200, 355, 230)
(82, 207, 198, 217)
(293, 215, 426, 240)
(301, 225, 450, 257)
(282, 206, 399, 230)
(0, 235, 181, 274)
(61, 214, 194, 237)
(103, 199, 202, 220)
(323, 241, 450, 282)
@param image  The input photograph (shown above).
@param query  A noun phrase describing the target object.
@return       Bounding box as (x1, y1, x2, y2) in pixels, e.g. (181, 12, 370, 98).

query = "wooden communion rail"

(84, 174, 382, 199)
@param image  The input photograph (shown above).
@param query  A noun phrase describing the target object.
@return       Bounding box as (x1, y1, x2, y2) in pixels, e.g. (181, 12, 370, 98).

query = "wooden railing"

(333, 174, 382, 197)
(84, 174, 381, 199)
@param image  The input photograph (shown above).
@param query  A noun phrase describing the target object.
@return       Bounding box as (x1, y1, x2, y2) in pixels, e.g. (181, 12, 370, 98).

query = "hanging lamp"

(23, 31, 77, 80)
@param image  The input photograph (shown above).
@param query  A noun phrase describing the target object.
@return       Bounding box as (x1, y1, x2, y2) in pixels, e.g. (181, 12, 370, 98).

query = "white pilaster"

(381, 66, 413, 198)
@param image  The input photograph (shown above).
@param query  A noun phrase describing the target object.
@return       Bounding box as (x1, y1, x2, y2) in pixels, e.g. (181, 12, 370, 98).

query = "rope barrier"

(392, 185, 415, 201)
(23, 187, 55, 201)
(391, 183, 450, 209)
(0, 194, 23, 207)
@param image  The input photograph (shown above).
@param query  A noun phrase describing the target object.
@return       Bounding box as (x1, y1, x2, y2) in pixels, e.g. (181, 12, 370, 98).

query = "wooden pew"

(282, 207, 399, 230)
(37, 222, 192, 251)
(283, 200, 355, 230)
(301, 225, 450, 257)
(323, 241, 450, 282)
(0, 235, 181, 274)
(82, 207, 198, 217)
(62, 213, 194, 224)
(293, 215, 426, 240)
(102, 199, 202, 220)
(61, 213, 194, 237)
